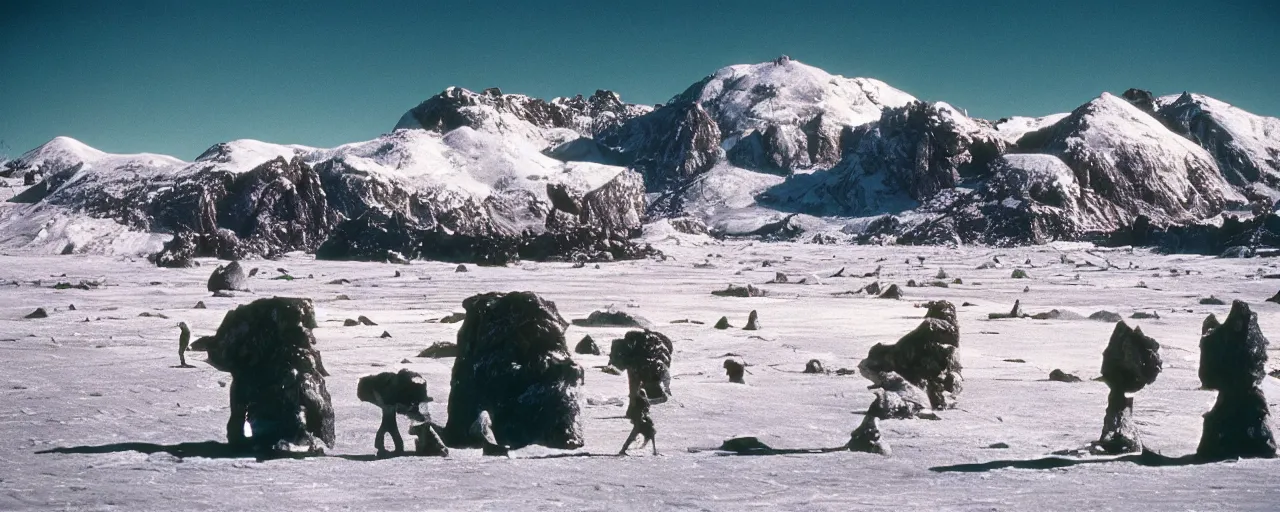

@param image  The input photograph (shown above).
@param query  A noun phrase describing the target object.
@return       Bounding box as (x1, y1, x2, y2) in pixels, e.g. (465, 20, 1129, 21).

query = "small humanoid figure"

(177, 322, 194, 368)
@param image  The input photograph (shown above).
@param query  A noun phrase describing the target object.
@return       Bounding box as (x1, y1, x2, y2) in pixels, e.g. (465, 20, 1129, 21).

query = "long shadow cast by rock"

(35, 441, 296, 461)
(929, 450, 1209, 473)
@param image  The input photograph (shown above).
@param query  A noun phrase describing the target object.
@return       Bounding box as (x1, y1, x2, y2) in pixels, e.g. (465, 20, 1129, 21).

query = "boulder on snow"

(202, 297, 334, 454)
(1048, 369, 1082, 383)
(743, 310, 761, 330)
(207, 261, 248, 293)
(858, 300, 962, 409)
(713, 316, 732, 329)
(803, 359, 826, 374)
(417, 342, 459, 358)
(442, 292, 584, 450)
(712, 284, 768, 297)
(877, 284, 903, 299)
(723, 359, 746, 384)
(1197, 301, 1276, 459)
(574, 335, 601, 355)
(571, 309, 653, 329)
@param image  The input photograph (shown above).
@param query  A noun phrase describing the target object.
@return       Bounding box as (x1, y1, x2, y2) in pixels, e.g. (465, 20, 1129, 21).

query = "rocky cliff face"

(1155, 93, 1280, 201)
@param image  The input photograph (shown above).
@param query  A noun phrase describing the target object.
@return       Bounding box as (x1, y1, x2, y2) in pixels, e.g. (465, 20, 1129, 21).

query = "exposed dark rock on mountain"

(1156, 93, 1280, 197)
(202, 297, 334, 455)
(1197, 301, 1276, 459)
(443, 292, 584, 450)
(1106, 213, 1280, 255)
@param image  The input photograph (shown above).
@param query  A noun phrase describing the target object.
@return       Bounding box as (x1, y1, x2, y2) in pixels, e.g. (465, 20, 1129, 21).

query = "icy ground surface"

(3, 239, 1280, 510)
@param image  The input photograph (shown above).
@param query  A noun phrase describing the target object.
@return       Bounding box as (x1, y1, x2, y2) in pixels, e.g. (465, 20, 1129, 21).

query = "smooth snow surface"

(3, 240, 1280, 509)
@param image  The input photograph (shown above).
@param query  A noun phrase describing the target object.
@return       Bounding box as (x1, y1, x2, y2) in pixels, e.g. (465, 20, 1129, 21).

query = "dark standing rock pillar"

(203, 297, 334, 455)
(1197, 301, 1277, 459)
(1094, 321, 1162, 454)
(443, 292, 585, 450)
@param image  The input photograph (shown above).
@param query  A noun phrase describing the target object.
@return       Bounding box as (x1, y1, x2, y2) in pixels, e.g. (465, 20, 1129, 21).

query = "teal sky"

(2, 0, 1277, 160)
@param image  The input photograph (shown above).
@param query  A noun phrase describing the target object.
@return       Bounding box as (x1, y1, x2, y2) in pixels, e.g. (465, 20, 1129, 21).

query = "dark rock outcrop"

(443, 292, 584, 450)
(1197, 301, 1276, 459)
(743, 310, 760, 330)
(858, 300, 962, 409)
(202, 297, 334, 454)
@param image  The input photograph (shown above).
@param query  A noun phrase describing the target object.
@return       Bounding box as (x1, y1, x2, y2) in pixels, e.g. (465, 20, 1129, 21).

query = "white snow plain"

(2, 238, 1280, 510)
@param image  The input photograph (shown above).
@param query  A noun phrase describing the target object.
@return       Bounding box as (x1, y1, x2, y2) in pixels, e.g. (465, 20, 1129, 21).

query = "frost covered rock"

(858, 301, 962, 409)
(443, 292, 584, 450)
(1156, 93, 1280, 198)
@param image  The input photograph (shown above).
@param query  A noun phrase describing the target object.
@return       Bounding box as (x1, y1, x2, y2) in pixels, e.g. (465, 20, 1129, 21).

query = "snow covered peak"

(691, 58, 916, 141)
(994, 113, 1069, 145)
(1154, 92, 1280, 195)
(9, 136, 184, 180)
(194, 139, 316, 173)
(1066, 93, 1210, 157)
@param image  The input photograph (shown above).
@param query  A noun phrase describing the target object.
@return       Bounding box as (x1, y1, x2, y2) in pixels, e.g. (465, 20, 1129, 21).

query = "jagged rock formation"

(442, 292, 584, 450)
(858, 301, 962, 409)
(207, 261, 248, 293)
(574, 335, 601, 355)
(202, 297, 334, 455)
(1094, 322, 1162, 454)
(1197, 300, 1276, 459)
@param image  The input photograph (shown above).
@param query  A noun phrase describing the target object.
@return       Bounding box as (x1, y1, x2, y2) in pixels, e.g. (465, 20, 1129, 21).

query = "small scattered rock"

(724, 359, 746, 384)
(343, 319, 360, 327)
(574, 335, 601, 355)
(877, 284, 903, 300)
(335, 294, 351, 301)
(455, 264, 468, 273)
(1049, 369, 1083, 383)
(712, 284, 768, 297)
(714, 316, 732, 330)
(212, 290, 236, 298)
(743, 310, 760, 331)
(380, 331, 392, 338)
(358, 315, 378, 326)
(1089, 311, 1123, 322)
(803, 359, 826, 374)
(1200, 296, 1227, 305)
(439, 312, 466, 323)
(327, 279, 351, 285)
(1130, 311, 1161, 320)
(417, 342, 459, 358)
(24, 308, 48, 319)
(571, 309, 653, 329)
(194, 301, 206, 309)
(1011, 269, 1029, 279)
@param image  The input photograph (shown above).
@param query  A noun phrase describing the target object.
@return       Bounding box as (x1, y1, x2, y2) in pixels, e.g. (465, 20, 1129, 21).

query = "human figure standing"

(177, 322, 194, 368)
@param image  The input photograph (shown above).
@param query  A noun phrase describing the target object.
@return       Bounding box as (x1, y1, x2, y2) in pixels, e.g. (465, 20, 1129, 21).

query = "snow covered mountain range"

(3, 56, 1278, 262)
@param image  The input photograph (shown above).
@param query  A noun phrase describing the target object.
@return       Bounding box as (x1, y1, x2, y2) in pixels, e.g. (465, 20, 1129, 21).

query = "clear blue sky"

(2, 0, 1277, 159)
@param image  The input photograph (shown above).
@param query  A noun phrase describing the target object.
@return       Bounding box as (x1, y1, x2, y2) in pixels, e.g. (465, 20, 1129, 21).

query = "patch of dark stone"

(713, 317, 732, 330)
(24, 308, 48, 319)
(803, 359, 826, 374)
(1048, 369, 1082, 383)
(743, 310, 760, 331)
(723, 359, 746, 383)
